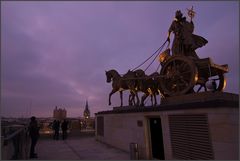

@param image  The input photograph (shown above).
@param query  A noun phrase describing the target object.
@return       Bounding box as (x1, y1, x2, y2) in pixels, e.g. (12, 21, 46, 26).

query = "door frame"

(145, 115, 165, 159)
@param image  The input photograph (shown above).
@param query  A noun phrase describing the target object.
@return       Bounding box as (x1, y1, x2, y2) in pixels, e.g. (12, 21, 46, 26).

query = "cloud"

(1, 1, 239, 117)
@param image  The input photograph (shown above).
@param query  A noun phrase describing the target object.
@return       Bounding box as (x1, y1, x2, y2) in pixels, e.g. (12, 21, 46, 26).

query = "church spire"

(83, 99, 90, 119)
(86, 100, 89, 110)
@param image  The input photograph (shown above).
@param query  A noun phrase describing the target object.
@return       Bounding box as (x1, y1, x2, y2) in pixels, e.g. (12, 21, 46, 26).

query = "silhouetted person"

(167, 10, 208, 59)
(28, 116, 40, 159)
(61, 119, 68, 140)
(52, 120, 60, 140)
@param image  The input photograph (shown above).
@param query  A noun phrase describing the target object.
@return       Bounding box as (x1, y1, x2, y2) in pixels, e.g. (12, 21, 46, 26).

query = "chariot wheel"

(159, 56, 198, 97)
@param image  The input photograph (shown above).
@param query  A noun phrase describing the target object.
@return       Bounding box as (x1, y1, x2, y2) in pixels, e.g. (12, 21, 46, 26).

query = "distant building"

(60, 101, 95, 131)
(53, 106, 67, 120)
(81, 100, 94, 129)
(83, 100, 90, 119)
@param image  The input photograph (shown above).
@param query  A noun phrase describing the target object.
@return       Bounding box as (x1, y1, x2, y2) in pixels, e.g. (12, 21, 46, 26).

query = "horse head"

(105, 70, 112, 83)
(105, 69, 120, 83)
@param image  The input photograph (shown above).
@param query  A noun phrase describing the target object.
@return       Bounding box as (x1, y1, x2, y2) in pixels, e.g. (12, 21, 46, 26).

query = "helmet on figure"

(175, 10, 183, 20)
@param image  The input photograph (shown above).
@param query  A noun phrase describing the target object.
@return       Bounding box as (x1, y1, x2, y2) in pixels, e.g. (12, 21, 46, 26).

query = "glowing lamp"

(159, 49, 170, 63)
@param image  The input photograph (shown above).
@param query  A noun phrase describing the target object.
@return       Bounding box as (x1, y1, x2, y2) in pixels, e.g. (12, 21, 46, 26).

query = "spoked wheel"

(159, 56, 198, 97)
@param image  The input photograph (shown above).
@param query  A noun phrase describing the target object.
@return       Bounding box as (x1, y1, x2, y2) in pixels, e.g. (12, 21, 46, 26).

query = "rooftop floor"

(35, 130, 130, 160)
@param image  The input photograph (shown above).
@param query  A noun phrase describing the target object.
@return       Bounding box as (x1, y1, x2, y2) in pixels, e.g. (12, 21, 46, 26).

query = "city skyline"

(1, 1, 239, 117)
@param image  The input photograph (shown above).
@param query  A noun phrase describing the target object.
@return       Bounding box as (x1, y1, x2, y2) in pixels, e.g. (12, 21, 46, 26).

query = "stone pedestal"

(95, 92, 239, 160)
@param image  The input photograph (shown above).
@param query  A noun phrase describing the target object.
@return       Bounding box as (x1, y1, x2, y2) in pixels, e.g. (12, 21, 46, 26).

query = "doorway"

(149, 117, 165, 160)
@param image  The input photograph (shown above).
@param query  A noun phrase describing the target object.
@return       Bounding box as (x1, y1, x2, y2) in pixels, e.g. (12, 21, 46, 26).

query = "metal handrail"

(3, 127, 26, 141)
(2, 125, 30, 160)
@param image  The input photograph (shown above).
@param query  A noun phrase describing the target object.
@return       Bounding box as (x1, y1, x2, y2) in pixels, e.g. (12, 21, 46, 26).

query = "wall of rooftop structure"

(95, 92, 239, 160)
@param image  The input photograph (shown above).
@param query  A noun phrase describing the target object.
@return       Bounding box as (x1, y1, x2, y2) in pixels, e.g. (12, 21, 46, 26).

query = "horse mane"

(149, 72, 159, 77)
(134, 69, 145, 77)
(107, 69, 120, 77)
(123, 70, 135, 78)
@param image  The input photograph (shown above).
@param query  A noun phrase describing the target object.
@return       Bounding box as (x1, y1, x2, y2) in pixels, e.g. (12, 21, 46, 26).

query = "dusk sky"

(1, 1, 239, 118)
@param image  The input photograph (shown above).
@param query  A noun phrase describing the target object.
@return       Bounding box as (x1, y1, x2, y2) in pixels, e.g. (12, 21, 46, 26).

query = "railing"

(1, 125, 30, 160)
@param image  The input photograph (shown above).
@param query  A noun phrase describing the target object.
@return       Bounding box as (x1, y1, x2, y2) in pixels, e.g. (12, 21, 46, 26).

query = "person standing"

(28, 116, 40, 158)
(61, 119, 68, 140)
(52, 120, 60, 140)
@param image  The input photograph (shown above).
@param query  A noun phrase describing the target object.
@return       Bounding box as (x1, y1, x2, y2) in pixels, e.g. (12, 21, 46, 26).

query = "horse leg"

(141, 93, 148, 106)
(129, 91, 136, 106)
(204, 85, 207, 91)
(128, 94, 132, 106)
(132, 93, 136, 106)
(203, 82, 207, 91)
(109, 89, 117, 106)
(120, 91, 123, 107)
(150, 95, 153, 106)
(129, 93, 135, 106)
(135, 92, 140, 106)
(154, 94, 157, 106)
(197, 85, 202, 92)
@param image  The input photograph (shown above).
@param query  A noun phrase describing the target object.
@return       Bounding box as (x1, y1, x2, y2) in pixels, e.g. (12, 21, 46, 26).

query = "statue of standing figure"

(167, 9, 208, 59)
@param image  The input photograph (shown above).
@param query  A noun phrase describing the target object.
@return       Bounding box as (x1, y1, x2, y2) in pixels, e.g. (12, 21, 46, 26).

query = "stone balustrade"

(1, 125, 30, 160)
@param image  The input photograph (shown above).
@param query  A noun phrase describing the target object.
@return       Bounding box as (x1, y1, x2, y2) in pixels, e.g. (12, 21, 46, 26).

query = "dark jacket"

(29, 120, 39, 139)
(61, 121, 68, 131)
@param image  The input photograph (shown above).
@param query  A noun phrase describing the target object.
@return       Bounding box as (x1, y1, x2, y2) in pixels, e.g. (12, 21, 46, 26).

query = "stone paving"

(35, 131, 130, 160)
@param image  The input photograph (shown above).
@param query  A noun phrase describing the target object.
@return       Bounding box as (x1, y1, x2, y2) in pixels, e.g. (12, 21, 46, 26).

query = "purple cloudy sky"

(1, 1, 239, 118)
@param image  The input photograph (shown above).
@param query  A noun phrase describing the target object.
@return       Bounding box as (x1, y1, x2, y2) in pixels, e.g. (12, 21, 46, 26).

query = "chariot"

(158, 49, 228, 97)
(105, 47, 229, 106)
(106, 8, 229, 106)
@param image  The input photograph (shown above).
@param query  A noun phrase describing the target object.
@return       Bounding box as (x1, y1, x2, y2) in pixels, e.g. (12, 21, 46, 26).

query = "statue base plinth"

(96, 92, 238, 160)
(160, 91, 237, 105)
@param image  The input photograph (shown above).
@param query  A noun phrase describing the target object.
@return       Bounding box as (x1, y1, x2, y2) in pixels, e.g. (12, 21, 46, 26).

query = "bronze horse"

(105, 69, 139, 107)
(133, 69, 160, 106)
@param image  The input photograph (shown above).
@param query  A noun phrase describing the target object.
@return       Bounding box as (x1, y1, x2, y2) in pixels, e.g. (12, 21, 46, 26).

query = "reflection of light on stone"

(40, 130, 52, 134)
(194, 75, 198, 82)
(222, 78, 227, 90)
(45, 130, 50, 134)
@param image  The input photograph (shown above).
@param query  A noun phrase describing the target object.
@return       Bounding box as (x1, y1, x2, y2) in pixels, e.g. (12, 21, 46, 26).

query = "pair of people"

(52, 119, 69, 140)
